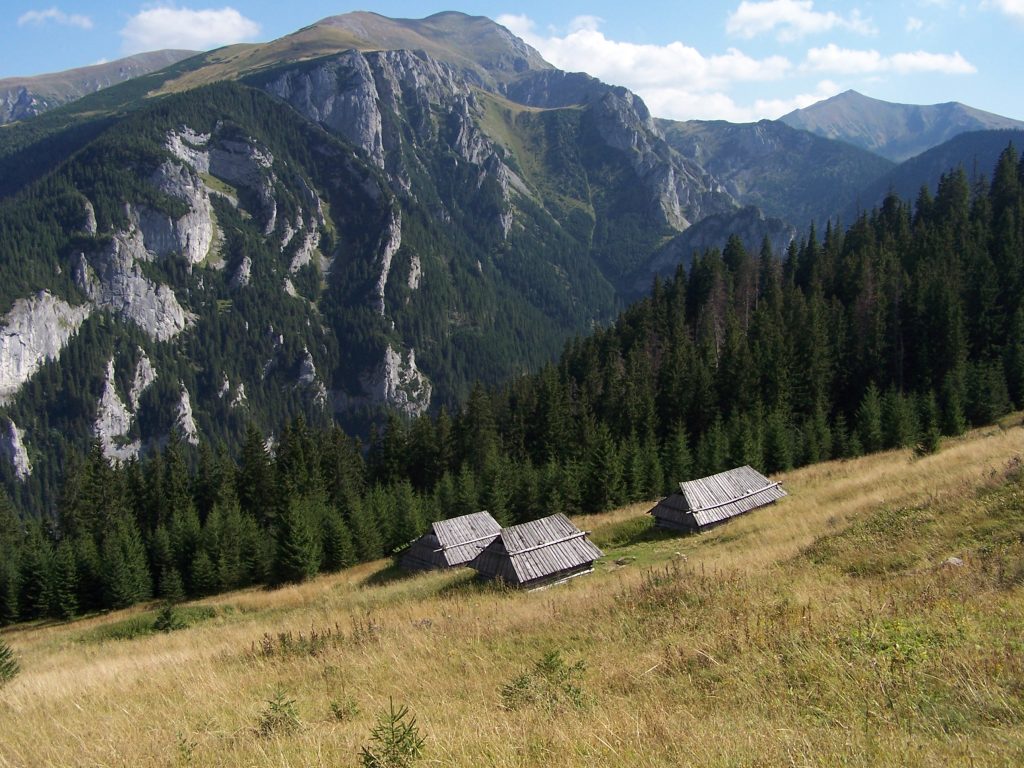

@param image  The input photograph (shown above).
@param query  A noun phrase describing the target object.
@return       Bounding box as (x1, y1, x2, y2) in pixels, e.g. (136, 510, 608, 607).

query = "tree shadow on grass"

(360, 560, 412, 588)
(591, 515, 684, 550)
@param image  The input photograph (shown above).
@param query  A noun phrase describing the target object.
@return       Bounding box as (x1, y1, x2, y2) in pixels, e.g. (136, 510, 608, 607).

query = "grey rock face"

(137, 162, 215, 266)
(296, 347, 328, 408)
(129, 349, 157, 412)
(589, 89, 732, 230)
(263, 49, 520, 212)
(366, 345, 431, 417)
(73, 233, 192, 341)
(166, 129, 279, 235)
(289, 229, 321, 274)
(266, 51, 386, 167)
(407, 253, 422, 291)
(231, 255, 253, 289)
(634, 206, 794, 294)
(0, 291, 92, 404)
(95, 357, 140, 462)
(81, 199, 98, 235)
(374, 210, 403, 316)
(175, 387, 200, 445)
(0, 419, 31, 480)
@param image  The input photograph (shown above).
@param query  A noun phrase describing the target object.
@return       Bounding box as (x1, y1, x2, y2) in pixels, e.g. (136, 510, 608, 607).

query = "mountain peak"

(779, 90, 1024, 162)
(306, 10, 551, 83)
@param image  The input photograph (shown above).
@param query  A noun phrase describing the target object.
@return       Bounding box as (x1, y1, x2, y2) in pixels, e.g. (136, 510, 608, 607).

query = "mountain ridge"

(0, 50, 198, 124)
(779, 88, 1024, 162)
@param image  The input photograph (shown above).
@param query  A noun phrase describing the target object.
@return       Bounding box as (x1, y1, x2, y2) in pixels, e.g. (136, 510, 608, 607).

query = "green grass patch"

(77, 605, 218, 644)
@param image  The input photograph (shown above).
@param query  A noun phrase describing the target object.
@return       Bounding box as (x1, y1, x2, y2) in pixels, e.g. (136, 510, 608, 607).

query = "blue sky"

(3, 1, 1022, 122)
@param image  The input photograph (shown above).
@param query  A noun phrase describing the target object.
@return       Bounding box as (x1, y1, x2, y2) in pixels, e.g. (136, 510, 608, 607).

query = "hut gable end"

(400, 511, 501, 571)
(650, 465, 787, 531)
(471, 513, 604, 589)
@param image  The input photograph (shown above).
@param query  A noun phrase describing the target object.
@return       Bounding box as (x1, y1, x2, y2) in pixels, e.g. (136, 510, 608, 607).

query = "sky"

(2, 1, 1022, 123)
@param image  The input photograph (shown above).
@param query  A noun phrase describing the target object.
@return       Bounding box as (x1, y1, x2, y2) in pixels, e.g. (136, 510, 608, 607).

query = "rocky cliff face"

(95, 358, 141, 462)
(0, 419, 31, 480)
(633, 206, 795, 294)
(175, 387, 200, 446)
(0, 292, 92, 404)
(73, 233, 192, 342)
(262, 49, 522, 214)
(334, 344, 431, 418)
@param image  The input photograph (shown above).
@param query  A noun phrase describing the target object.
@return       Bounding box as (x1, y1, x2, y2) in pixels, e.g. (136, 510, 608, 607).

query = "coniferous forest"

(1, 146, 1022, 624)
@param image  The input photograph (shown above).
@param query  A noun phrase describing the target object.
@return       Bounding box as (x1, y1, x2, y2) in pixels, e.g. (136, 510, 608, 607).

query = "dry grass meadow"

(3, 416, 1024, 767)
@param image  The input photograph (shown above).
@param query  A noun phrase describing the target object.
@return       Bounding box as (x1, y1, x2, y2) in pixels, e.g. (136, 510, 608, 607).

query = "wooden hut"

(400, 511, 502, 571)
(649, 465, 787, 532)
(470, 513, 603, 589)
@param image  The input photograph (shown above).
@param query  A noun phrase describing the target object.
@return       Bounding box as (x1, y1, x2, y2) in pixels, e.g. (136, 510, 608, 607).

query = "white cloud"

(120, 6, 260, 54)
(803, 43, 976, 74)
(568, 15, 603, 33)
(726, 0, 875, 42)
(498, 14, 790, 92)
(498, 13, 832, 121)
(642, 79, 840, 122)
(987, 0, 1024, 20)
(17, 7, 93, 30)
(905, 16, 924, 32)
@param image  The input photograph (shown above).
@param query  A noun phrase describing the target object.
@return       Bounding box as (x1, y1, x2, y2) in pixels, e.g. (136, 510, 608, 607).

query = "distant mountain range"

(0, 11, 1022, 511)
(780, 89, 1024, 162)
(0, 50, 198, 124)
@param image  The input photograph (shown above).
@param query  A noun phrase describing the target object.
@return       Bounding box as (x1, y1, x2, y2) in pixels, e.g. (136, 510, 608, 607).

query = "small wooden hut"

(470, 513, 603, 589)
(399, 511, 502, 571)
(649, 465, 787, 532)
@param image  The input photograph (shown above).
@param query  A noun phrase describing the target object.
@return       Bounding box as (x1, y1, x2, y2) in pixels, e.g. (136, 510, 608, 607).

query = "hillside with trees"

(1, 145, 1021, 624)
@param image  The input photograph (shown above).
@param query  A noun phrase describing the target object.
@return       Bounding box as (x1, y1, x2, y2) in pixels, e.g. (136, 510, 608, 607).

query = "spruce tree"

(856, 383, 884, 453)
(49, 540, 78, 620)
(660, 424, 692, 492)
(348, 497, 384, 562)
(101, 518, 151, 609)
(321, 510, 356, 572)
(274, 497, 320, 584)
(0, 637, 18, 686)
(584, 423, 623, 513)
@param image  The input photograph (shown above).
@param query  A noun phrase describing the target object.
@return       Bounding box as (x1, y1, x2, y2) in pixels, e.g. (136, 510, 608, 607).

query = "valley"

(2, 416, 1022, 766)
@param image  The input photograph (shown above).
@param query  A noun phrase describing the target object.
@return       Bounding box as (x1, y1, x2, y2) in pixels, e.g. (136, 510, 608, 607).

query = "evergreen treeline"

(1, 146, 1022, 624)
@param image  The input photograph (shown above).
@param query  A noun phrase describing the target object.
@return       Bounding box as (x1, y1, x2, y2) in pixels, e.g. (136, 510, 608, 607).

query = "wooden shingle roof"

(651, 465, 786, 529)
(432, 511, 503, 566)
(400, 511, 501, 570)
(471, 513, 603, 587)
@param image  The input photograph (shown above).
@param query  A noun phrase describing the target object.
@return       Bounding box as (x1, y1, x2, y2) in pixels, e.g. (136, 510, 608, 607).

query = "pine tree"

(916, 391, 942, 455)
(237, 424, 277, 526)
(190, 551, 219, 597)
(101, 518, 151, 609)
(49, 540, 78, 620)
(660, 423, 693, 492)
(0, 637, 18, 686)
(856, 383, 884, 453)
(349, 497, 384, 563)
(18, 522, 53, 621)
(321, 509, 356, 572)
(390, 480, 424, 551)
(763, 409, 794, 473)
(583, 423, 622, 513)
(941, 369, 968, 436)
(274, 496, 320, 584)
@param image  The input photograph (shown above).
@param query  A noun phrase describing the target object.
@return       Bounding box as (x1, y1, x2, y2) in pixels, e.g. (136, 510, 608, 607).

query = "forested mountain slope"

(1, 145, 1021, 623)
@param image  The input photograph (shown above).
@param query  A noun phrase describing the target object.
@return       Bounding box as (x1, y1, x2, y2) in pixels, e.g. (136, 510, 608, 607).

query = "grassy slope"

(2, 418, 1024, 766)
